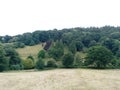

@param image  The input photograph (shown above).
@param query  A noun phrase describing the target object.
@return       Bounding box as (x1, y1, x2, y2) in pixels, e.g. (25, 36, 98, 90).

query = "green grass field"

(16, 44, 44, 60)
(0, 69, 120, 90)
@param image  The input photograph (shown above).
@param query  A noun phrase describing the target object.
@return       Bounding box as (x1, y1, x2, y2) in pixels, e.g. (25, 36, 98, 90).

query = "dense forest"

(0, 26, 120, 71)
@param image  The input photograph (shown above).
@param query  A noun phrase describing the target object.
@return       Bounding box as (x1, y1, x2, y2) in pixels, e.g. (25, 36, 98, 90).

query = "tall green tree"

(62, 32, 73, 45)
(85, 46, 114, 68)
(4, 46, 22, 70)
(103, 38, 120, 54)
(35, 58, 44, 70)
(62, 52, 74, 68)
(0, 45, 8, 71)
(75, 41, 84, 51)
(69, 42, 76, 54)
(48, 41, 64, 60)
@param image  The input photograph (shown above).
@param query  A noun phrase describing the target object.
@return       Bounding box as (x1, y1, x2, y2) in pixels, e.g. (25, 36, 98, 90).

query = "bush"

(62, 52, 74, 68)
(38, 50, 45, 58)
(111, 58, 120, 68)
(74, 53, 83, 67)
(10, 64, 23, 70)
(22, 59, 34, 69)
(0, 45, 9, 71)
(27, 55, 34, 62)
(13, 42, 25, 48)
(0, 64, 6, 72)
(46, 59, 57, 68)
(35, 58, 44, 70)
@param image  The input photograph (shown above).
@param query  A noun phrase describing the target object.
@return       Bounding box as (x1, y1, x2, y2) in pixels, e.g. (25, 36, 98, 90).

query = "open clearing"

(16, 44, 43, 60)
(0, 69, 120, 90)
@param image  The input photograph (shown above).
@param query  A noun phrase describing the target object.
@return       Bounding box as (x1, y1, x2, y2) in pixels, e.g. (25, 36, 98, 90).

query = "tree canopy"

(85, 46, 114, 68)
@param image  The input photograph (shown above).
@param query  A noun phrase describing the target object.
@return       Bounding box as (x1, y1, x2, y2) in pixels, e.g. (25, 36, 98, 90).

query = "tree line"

(1, 26, 120, 48)
(0, 26, 120, 71)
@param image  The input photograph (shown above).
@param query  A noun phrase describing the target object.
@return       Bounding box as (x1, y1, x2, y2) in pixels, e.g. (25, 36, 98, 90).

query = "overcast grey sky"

(0, 0, 120, 36)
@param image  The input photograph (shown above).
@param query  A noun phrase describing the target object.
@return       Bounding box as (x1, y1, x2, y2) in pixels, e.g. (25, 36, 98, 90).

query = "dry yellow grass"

(16, 44, 43, 60)
(0, 69, 120, 90)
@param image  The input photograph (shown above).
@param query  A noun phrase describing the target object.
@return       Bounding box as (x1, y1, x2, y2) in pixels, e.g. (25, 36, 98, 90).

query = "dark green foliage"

(1, 26, 120, 50)
(110, 32, 120, 39)
(46, 59, 57, 68)
(62, 32, 73, 45)
(0, 46, 9, 71)
(102, 38, 114, 50)
(114, 59, 120, 68)
(102, 38, 120, 54)
(85, 46, 114, 68)
(92, 34, 101, 42)
(48, 29, 62, 41)
(48, 41, 64, 60)
(2, 35, 12, 43)
(29, 40, 35, 46)
(10, 64, 23, 70)
(21, 33, 34, 45)
(69, 42, 76, 54)
(4, 46, 22, 70)
(116, 49, 120, 58)
(0, 48, 7, 64)
(88, 40, 97, 47)
(13, 42, 25, 48)
(9, 56, 21, 65)
(112, 43, 120, 55)
(0, 64, 6, 72)
(0, 44, 23, 71)
(75, 41, 84, 51)
(38, 50, 45, 58)
(35, 58, 44, 69)
(82, 36, 92, 47)
(62, 52, 74, 68)
(37, 31, 49, 42)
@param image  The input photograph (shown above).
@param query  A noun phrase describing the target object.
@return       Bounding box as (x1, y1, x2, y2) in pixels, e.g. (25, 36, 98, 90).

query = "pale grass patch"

(16, 44, 43, 60)
(0, 69, 120, 90)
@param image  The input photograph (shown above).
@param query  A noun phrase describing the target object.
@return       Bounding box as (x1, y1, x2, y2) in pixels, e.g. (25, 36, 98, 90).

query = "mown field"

(0, 69, 120, 90)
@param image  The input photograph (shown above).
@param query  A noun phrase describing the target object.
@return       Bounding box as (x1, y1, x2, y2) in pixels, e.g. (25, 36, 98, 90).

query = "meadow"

(0, 69, 120, 90)
(16, 44, 43, 60)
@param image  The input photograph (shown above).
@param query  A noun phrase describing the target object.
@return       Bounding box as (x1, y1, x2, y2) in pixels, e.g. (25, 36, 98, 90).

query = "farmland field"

(0, 69, 120, 90)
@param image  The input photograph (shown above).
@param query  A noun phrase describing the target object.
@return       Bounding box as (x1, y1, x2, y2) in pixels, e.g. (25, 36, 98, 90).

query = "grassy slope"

(0, 69, 120, 90)
(16, 44, 43, 60)
(16, 43, 86, 68)
(16, 43, 86, 60)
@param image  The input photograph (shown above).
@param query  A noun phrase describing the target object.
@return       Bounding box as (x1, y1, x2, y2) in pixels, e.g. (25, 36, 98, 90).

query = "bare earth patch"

(0, 69, 120, 90)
